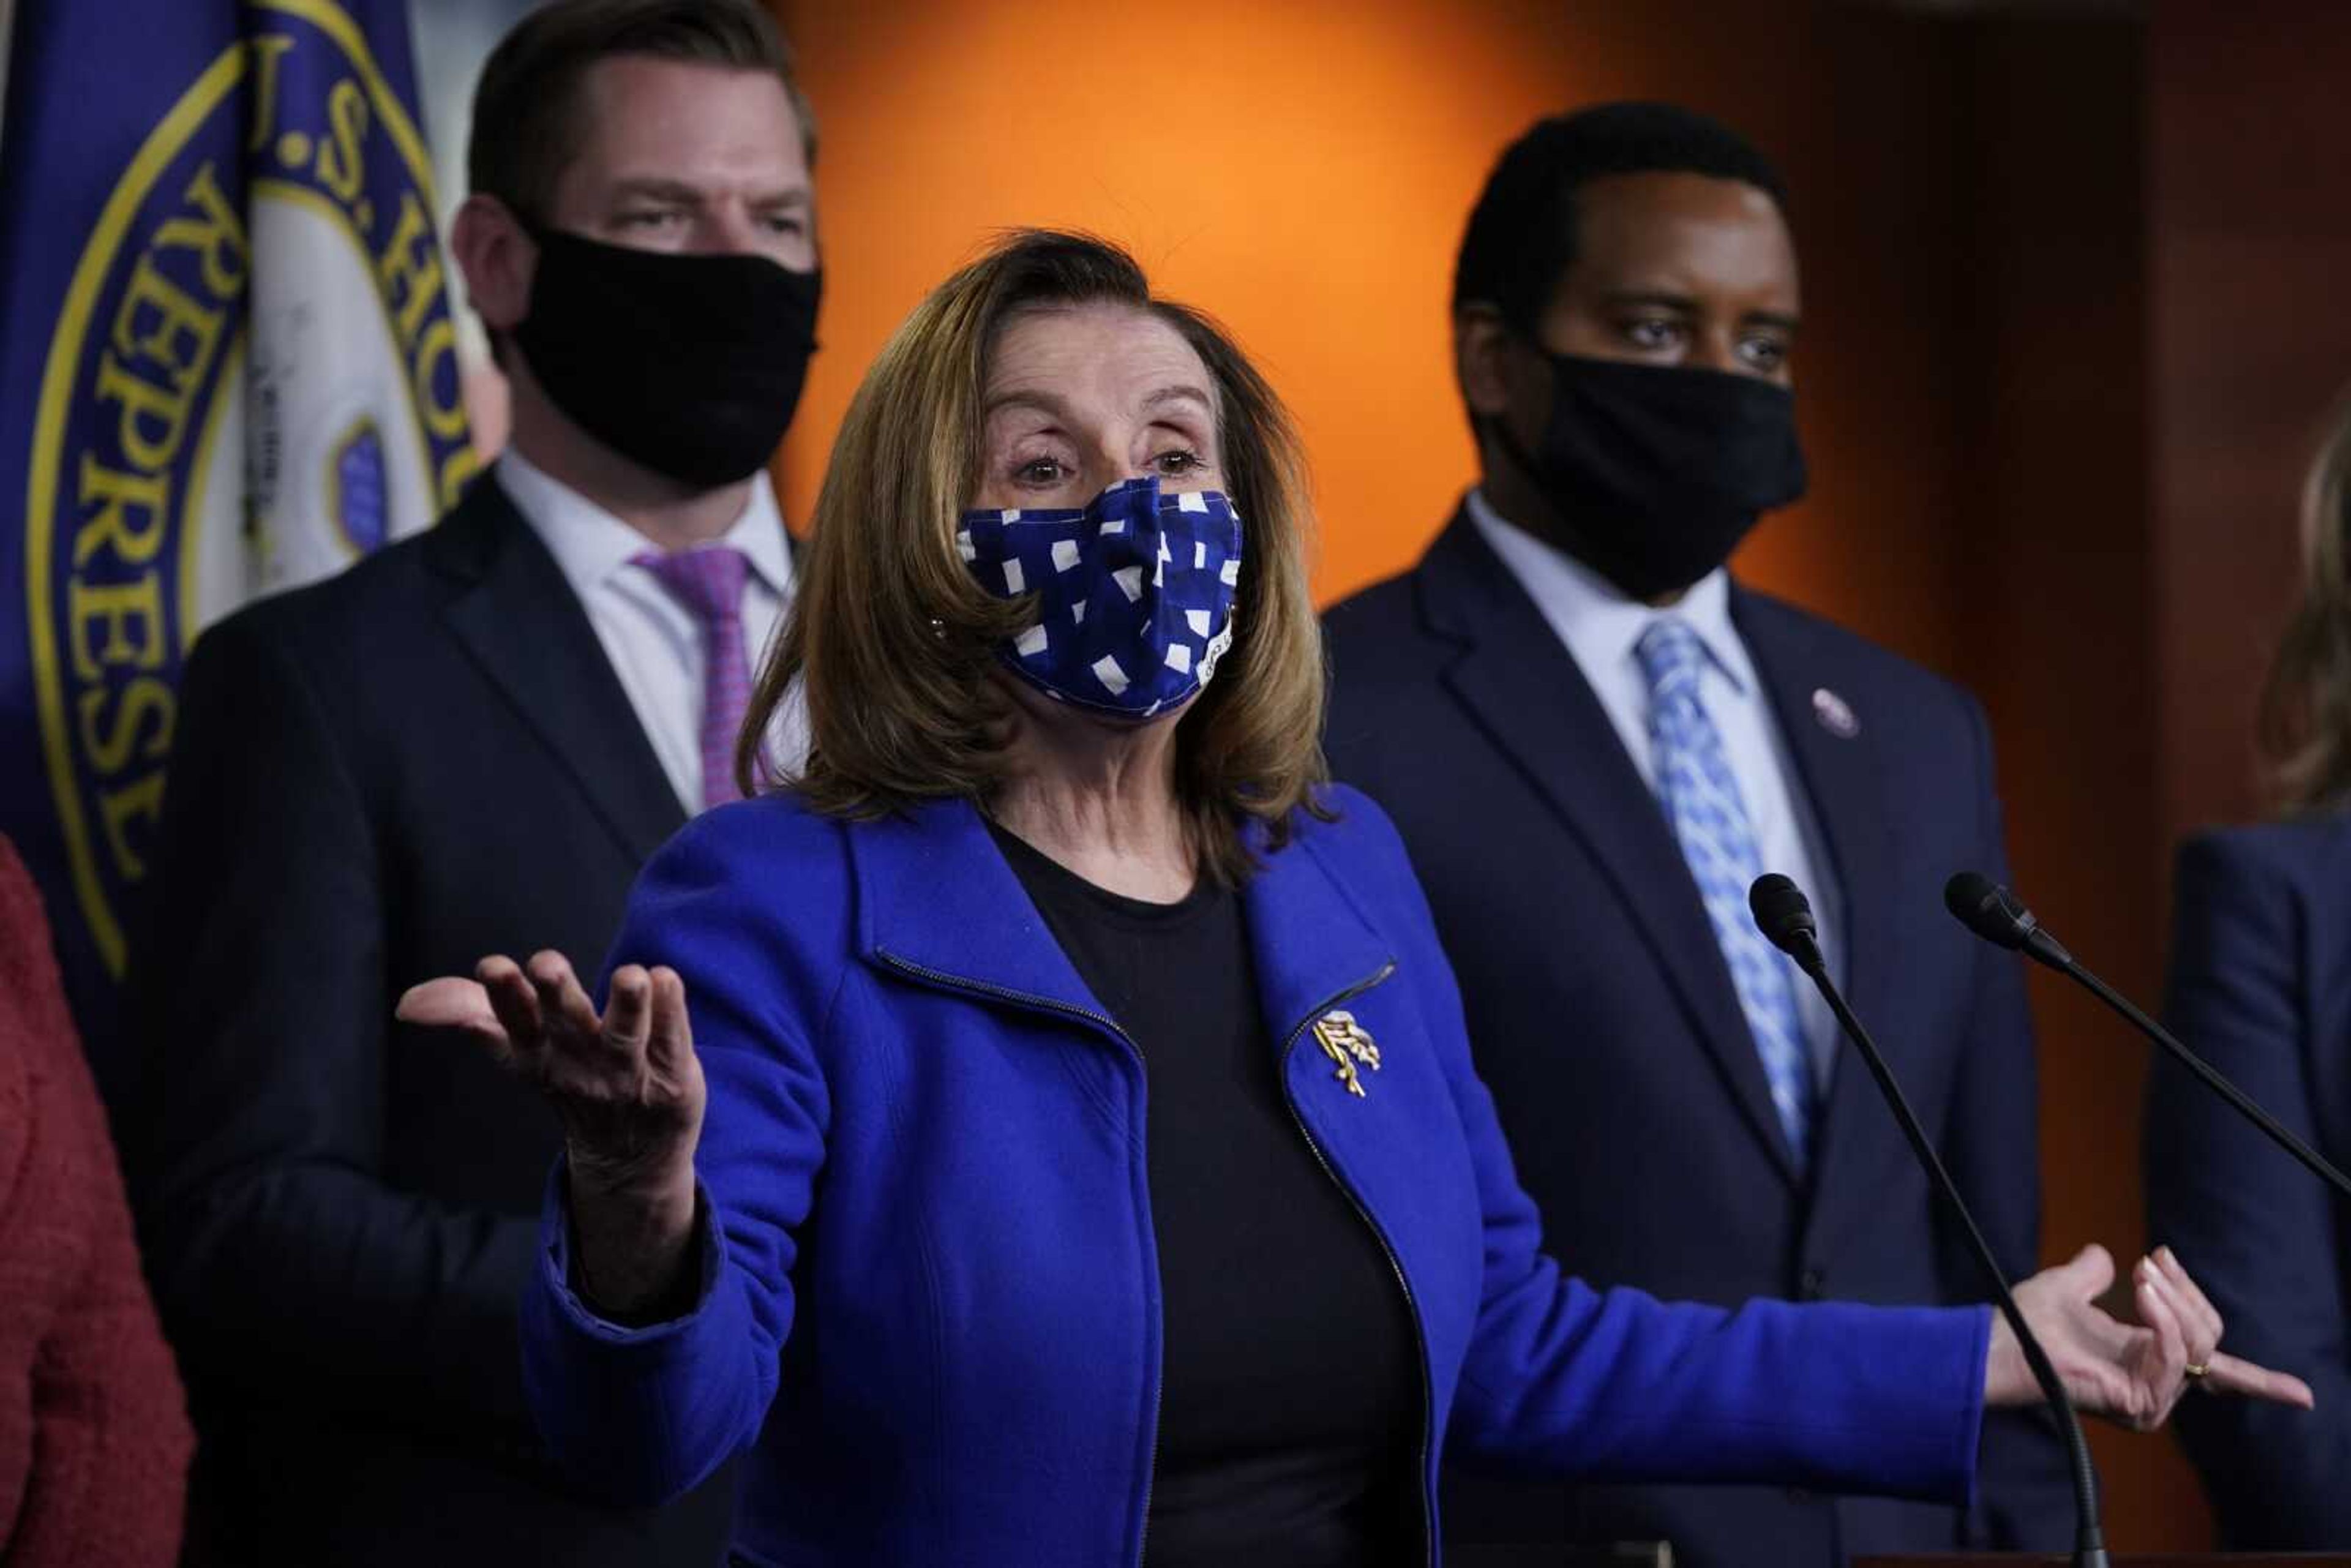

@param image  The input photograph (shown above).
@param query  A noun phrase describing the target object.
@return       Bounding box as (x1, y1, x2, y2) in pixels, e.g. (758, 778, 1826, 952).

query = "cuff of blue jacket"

(543, 1165, 722, 1337)
(1736, 1299, 1990, 1507)
(1671, 1298, 1990, 1505)
(517, 1158, 752, 1506)
(1832, 1302, 1992, 1508)
(1949, 1305, 1994, 1509)
(1668, 1297, 1992, 1507)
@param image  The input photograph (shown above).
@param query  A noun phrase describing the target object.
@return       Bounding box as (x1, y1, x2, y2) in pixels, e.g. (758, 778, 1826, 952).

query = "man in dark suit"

(129, 4, 821, 1562)
(1322, 103, 2071, 1567)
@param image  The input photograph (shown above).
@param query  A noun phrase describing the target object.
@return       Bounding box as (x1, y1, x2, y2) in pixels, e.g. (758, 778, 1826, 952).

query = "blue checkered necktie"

(1637, 617, 1815, 1168)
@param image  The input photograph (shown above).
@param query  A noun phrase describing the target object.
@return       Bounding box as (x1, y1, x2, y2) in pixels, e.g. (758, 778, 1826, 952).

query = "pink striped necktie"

(632, 546, 752, 810)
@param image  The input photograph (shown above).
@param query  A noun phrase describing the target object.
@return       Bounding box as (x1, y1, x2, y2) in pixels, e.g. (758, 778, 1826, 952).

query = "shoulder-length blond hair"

(737, 230, 1327, 883)
(2261, 388, 2351, 816)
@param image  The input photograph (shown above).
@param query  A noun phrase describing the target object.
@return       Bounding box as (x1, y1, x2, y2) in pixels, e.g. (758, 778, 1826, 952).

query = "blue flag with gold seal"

(0, 0, 474, 1098)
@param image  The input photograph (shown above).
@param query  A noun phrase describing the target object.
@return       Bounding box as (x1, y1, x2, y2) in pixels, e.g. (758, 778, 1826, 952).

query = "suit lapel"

(1243, 818, 1401, 1056)
(849, 795, 1109, 1027)
(847, 800, 1403, 1090)
(1731, 591, 1902, 1218)
(1417, 513, 1801, 1186)
(428, 478, 686, 868)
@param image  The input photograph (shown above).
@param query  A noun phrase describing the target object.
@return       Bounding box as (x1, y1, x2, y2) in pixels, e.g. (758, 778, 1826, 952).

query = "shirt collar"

(1463, 486, 1752, 696)
(496, 446, 795, 596)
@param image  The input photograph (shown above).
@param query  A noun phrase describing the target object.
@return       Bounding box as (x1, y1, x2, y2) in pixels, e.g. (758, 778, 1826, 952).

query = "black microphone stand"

(1942, 871, 2351, 1204)
(2066, 961, 2351, 1201)
(1749, 874, 2109, 1568)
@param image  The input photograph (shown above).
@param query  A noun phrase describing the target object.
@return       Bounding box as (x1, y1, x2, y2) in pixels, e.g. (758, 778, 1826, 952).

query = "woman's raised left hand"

(1985, 1243, 2314, 1428)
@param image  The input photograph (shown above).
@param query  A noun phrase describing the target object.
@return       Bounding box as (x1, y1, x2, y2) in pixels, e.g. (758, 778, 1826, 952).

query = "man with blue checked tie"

(1323, 103, 2071, 1567)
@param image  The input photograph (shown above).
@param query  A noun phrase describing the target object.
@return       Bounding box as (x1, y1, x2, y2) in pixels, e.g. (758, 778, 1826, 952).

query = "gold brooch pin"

(1313, 1010, 1382, 1097)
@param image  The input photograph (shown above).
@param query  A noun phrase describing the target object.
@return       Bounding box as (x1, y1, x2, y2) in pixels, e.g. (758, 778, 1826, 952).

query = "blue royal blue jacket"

(520, 786, 1993, 1566)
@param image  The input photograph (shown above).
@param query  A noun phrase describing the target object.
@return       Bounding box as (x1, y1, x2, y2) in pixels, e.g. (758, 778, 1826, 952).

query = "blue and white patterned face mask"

(959, 476, 1244, 718)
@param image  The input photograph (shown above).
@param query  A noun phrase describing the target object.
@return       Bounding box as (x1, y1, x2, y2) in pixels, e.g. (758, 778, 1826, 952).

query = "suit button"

(1799, 1268, 1825, 1299)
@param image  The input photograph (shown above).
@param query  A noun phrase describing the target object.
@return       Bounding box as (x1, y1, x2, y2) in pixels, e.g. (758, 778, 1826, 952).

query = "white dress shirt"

(497, 448, 806, 815)
(1466, 487, 1844, 1090)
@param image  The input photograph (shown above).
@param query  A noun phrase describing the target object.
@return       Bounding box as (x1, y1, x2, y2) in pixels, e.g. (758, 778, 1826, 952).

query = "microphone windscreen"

(1943, 871, 2025, 949)
(1748, 873, 1817, 955)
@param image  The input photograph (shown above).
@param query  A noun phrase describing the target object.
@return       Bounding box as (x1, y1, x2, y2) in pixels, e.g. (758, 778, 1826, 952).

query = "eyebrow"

(1141, 384, 1216, 418)
(981, 384, 1218, 423)
(607, 177, 812, 208)
(983, 389, 1069, 422)
(1602, 289, 1801, 332)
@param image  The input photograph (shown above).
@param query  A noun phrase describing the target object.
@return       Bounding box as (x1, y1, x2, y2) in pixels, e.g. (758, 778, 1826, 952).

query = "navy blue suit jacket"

(2148, 820, 2351, 1547)
(128, 478, 735, 1567)
(1321, 509, 2069, 1567)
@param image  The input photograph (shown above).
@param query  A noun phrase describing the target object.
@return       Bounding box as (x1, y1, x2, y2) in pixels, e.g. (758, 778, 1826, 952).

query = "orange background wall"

(767, 0, 2348, 1551)
(768, 0, 1977, 672)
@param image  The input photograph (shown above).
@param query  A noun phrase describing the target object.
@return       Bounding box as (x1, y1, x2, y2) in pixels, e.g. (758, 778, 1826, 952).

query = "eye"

(1739, 334, 1791, 373)
(1152, 449, 1202, 477)
(763, 214, 808, 236)
(615, 209, 684, 231)
(1619, 316, 1685, 351)
(1016, 457, 1068, 485)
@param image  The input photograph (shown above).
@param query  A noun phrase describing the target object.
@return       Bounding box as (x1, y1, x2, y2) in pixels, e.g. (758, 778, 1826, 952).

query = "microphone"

(1944, 871, 2351, 1203)
(1943, 870, 2072, 968)
(1749, 874, 2109, 1568)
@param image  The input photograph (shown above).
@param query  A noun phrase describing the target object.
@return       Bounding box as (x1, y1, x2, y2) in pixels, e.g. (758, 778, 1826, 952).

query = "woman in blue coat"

(408, 231, 2303, 1567)
(2147, 392, 2351, 1547)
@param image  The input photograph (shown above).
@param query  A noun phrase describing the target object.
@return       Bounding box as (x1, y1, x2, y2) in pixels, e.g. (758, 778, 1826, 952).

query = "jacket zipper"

(1277, 961, 1436, 1568)
(871, 950, 1165, 1566)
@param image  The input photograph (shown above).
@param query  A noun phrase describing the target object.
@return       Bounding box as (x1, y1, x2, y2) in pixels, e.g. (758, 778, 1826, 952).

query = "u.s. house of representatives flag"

(0, 0, 473, 1087)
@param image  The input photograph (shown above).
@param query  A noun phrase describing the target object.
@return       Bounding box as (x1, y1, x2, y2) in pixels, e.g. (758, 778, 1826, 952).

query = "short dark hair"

(1452, 102, 1789, 331)
(468, 0, 817, 225)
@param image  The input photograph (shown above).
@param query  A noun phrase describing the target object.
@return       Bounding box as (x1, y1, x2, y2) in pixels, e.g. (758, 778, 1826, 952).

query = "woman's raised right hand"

(398, 951, 704, 1315)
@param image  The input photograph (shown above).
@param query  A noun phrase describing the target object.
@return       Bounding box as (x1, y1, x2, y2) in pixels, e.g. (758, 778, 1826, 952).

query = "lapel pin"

(1812, 687, 1860, 740)
(1313, 1010, 1383, 1098)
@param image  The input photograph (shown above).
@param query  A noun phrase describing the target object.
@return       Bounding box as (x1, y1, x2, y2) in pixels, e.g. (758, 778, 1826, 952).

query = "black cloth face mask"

(512, 228, 822, 488)
(1491, 350, 1807, 601)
